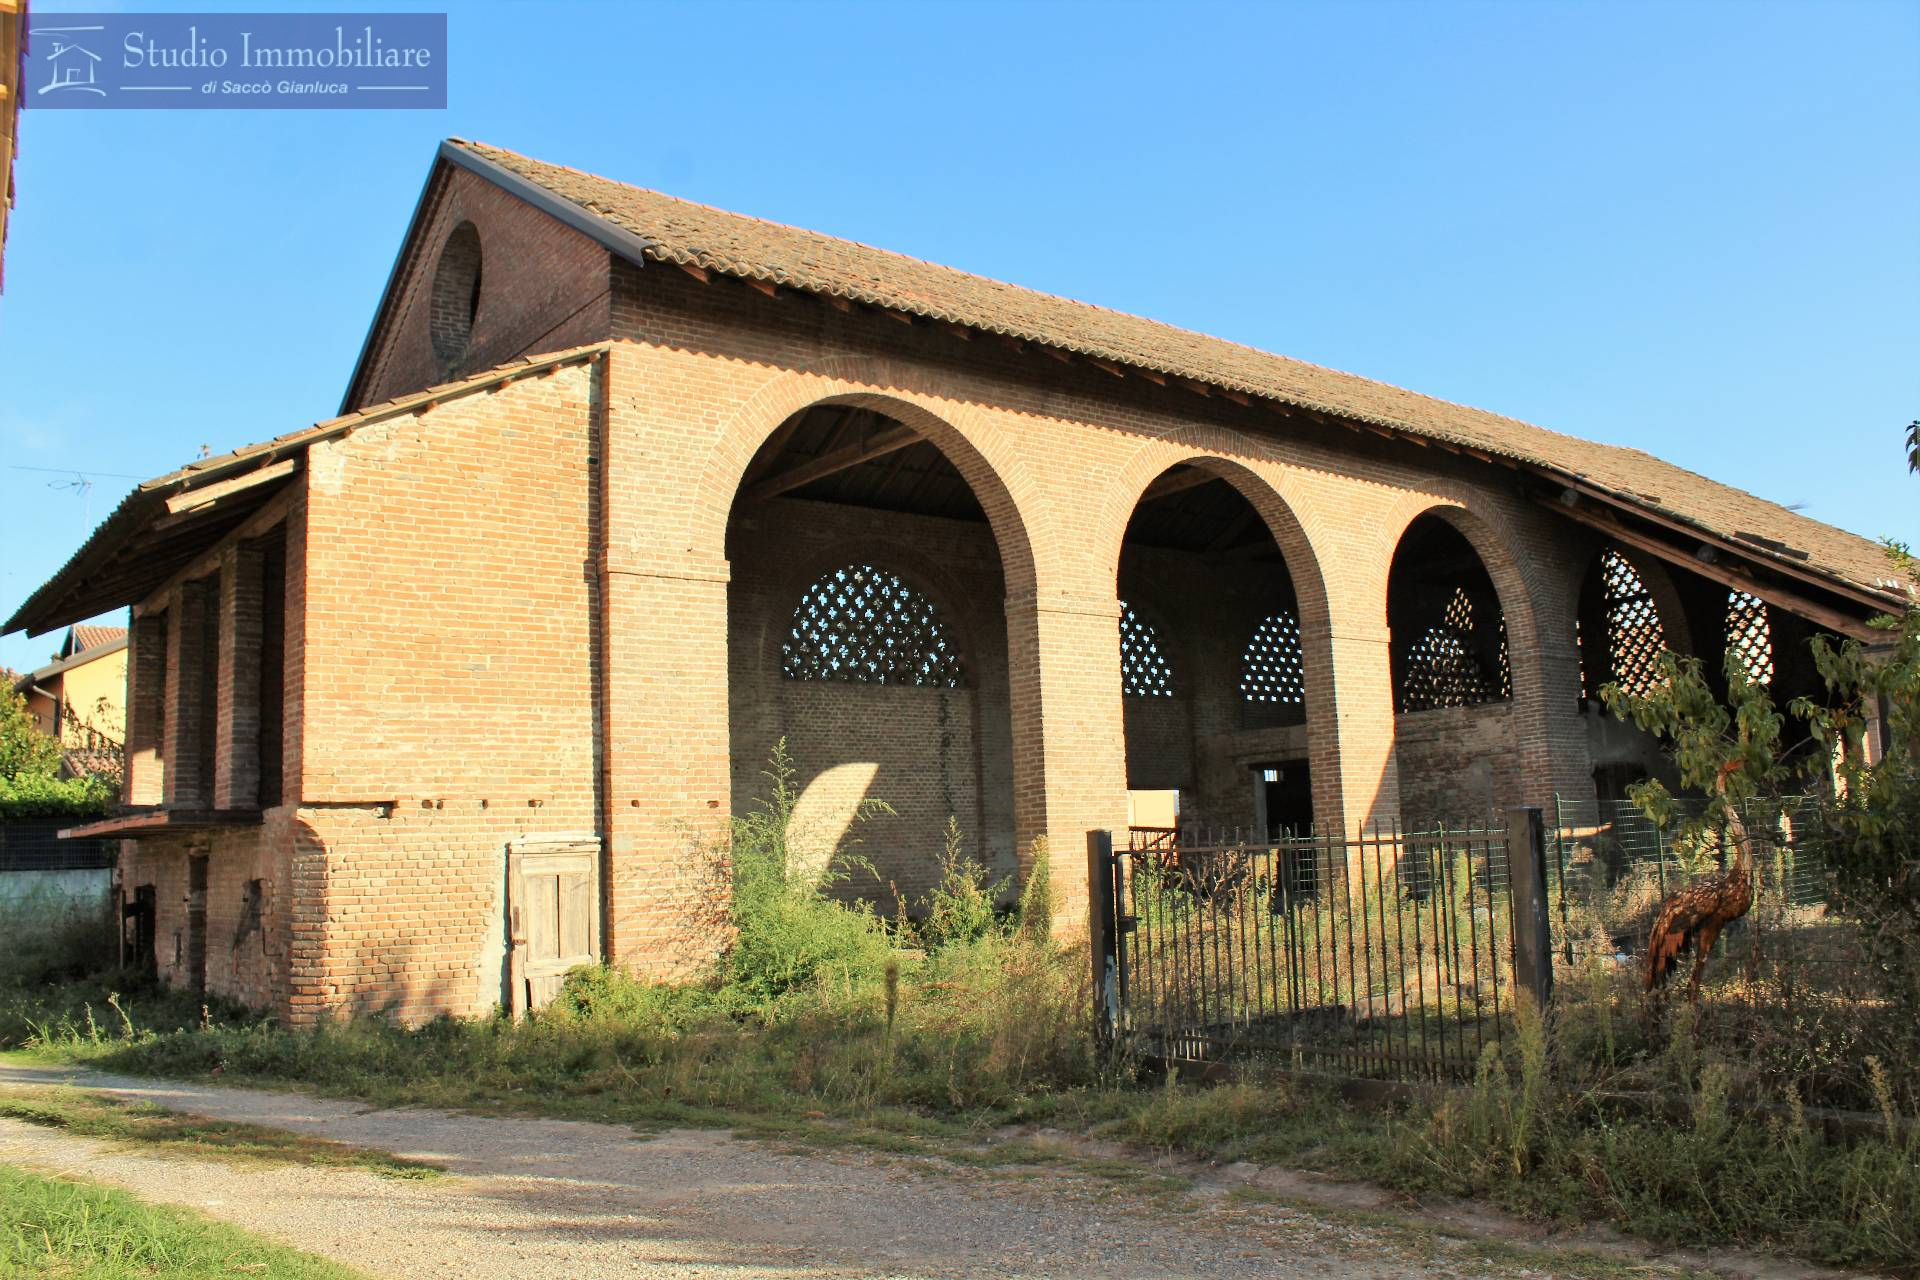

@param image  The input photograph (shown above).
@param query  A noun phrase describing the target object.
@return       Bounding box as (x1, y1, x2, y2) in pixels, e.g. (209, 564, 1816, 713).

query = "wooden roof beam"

(1140, 467, 1221, 502)
(745, 424, 922, 501)
(1536, 493, 1879, 639)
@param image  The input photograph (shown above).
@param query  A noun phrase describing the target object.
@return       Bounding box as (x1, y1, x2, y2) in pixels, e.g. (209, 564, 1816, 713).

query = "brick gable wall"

(349, 168, 614, 411)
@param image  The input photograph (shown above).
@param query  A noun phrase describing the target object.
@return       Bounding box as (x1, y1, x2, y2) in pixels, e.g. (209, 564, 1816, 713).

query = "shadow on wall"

(787, 760, 882, 884)
(292, 817, 468, 1026)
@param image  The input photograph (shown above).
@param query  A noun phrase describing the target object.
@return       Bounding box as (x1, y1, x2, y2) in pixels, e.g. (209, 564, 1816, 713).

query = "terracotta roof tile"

(70, 624, 127, 653)
(448, 139, 1903, 602)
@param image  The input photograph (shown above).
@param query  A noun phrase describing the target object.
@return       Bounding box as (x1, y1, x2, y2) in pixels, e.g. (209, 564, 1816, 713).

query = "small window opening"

(1240, 611, 1305, 705)
(1119, 601, 1174, 697)
(1725, 591, 1774, 687)
(783, 564, 964, 687)
(429, 222, 483, 366)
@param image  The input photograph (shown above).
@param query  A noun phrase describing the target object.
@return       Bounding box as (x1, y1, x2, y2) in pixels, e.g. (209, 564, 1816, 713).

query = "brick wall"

(1393, 703, 1522, 821)
(291, 362, 602, 1018)
(727, 497, 1013, 905)
(350, 167, 613, 409)
(109, 175, 1645, 1020)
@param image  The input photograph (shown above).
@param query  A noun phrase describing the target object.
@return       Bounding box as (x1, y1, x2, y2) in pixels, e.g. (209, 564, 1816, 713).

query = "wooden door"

(506, 839, 601, 1015)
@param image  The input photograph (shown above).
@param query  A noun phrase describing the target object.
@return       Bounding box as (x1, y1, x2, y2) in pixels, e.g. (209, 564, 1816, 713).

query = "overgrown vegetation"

(4, 731, 1918, 1272)
(0, 1163, 367, 1278)
(1602, 540, 1920, 1091)
(0, 689, 114, 819)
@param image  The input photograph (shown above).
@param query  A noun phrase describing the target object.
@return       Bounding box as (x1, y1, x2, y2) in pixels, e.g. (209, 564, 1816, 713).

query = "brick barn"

(5, 140, 1903, 1023)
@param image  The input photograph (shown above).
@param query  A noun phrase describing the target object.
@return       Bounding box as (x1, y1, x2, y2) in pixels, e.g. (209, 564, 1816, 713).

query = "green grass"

(3, 754, 1915, 1275)
(0, 1087, 442, 1179)
(0, 1163, 368, 1278)
(11, 965, 1915, 1275)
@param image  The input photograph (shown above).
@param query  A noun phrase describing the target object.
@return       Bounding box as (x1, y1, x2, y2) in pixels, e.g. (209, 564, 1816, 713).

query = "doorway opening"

(1256, 760, 1313, 837)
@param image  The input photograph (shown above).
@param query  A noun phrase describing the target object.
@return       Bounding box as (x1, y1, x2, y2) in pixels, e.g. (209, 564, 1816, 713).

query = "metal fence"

(0, 820, 116, 873)
(1093, 818, 1540, 1083)
(1094, 798, 1896, 1103)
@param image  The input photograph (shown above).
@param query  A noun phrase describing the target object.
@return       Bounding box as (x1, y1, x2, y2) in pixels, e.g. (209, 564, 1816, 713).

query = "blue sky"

(2, 0, 1915, 675)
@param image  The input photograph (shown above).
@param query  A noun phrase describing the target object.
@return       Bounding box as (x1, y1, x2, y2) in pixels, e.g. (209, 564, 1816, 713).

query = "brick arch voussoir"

(696, 359, 1041, 601)
(1100, 427, 1334, 637)
(1376, 488, 1551, 676)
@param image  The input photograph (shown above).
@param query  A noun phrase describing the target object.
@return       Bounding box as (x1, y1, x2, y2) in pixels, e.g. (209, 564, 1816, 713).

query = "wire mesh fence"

(1102, 821, 1522, 1083)
(1545, 795, 1897, 1109)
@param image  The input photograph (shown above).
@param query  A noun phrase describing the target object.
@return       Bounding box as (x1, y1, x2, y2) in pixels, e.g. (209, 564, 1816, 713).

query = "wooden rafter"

(1536, 493, 1881, 639)
(1140, 468, 1220, 503)
(1204, 507, 1261, 557)
(745, 423, 922, 502)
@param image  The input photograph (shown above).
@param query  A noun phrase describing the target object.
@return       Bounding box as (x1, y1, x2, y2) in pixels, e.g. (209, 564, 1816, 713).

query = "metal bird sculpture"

(1644, 765, 1756, 1004)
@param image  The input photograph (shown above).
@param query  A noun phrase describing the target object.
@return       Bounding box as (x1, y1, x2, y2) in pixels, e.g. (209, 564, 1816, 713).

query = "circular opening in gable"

(429, 222, 483, 365)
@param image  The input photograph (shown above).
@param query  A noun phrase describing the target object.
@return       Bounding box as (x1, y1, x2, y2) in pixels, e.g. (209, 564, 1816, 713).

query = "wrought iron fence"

(1094, 797, 1904, 1107)
(1095, 819, 1529, 1083)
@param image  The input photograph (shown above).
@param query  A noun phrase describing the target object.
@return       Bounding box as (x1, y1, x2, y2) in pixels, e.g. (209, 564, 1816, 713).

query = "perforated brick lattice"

(1725, 590, 1774, 687)
(1120, 600, 1175, 697)
(1601, 549, 1667, 698)
(782, 564, 964, 687)
(1240, 611, 1305, 705)
(1401, 587, 1505, 712)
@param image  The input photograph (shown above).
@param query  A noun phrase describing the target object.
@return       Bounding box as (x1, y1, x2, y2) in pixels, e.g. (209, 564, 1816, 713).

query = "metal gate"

(1090, 809, 1553, 1084)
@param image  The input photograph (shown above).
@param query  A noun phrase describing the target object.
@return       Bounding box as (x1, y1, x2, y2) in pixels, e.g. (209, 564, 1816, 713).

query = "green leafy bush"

(0, 690, 115, 819)
(917, 816, 1008, 950)
(720, 739, 895, 1004)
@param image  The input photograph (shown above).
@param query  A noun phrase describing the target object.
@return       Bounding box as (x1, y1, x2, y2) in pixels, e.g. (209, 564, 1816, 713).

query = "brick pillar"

(1307, 619, 1403, 835)
(1512, 543, 1594, 816)
(598, 552, 733, 974)
(164, 576, 220, 808)
(1005, 590, 1130, 936)
(125, 610, 170, 806)
(216, 543, 266, 810)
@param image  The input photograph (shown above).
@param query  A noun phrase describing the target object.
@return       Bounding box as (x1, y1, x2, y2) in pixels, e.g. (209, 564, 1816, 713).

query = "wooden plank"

(560, 871, 593, 959)
(163, 459, 299, 515)
(1140, 468, 1219, 502)
(1551, 477, 1899, 615)
(745, 424, 920, 501)
(524, 874, 559, 963)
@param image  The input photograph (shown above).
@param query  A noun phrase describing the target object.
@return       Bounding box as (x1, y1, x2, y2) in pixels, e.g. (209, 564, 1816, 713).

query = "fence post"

(1506, 805, 1553, 1011)
(1087, 829, 1120, 1047)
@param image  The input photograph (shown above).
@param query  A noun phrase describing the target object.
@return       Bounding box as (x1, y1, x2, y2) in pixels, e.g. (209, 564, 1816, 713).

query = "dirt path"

(0, 1062, 1827, 1280)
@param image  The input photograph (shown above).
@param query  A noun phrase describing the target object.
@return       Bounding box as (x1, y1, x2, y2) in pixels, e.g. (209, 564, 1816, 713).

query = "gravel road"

(0, 1063, 1810, 1279)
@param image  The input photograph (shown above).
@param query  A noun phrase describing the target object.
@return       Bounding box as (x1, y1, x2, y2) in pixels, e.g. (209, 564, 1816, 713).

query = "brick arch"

(1103, 438, 1351, 832)
(695, 359, 1041, 601)
(1096, 430, 1333, 633)
(1376, 490, 1547, 681)
(1376, 490, 1574, 812)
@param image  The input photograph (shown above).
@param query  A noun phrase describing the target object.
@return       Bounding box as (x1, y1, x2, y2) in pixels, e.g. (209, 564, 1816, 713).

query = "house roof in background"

(65, 624, 126, 656)
(440, 138, 1906, 609)
(13, 630, 126, 689)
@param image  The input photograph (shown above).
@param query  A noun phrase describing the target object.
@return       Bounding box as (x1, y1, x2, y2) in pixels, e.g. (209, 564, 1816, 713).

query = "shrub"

(917, 817, 1008, 950)
(720, 740, 895, 1005)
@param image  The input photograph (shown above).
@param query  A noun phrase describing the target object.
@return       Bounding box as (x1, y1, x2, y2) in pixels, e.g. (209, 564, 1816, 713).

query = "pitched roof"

(441, 138, 1905, 608)
(67, 624, 126, 655)
(15, 629, 127, 687)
